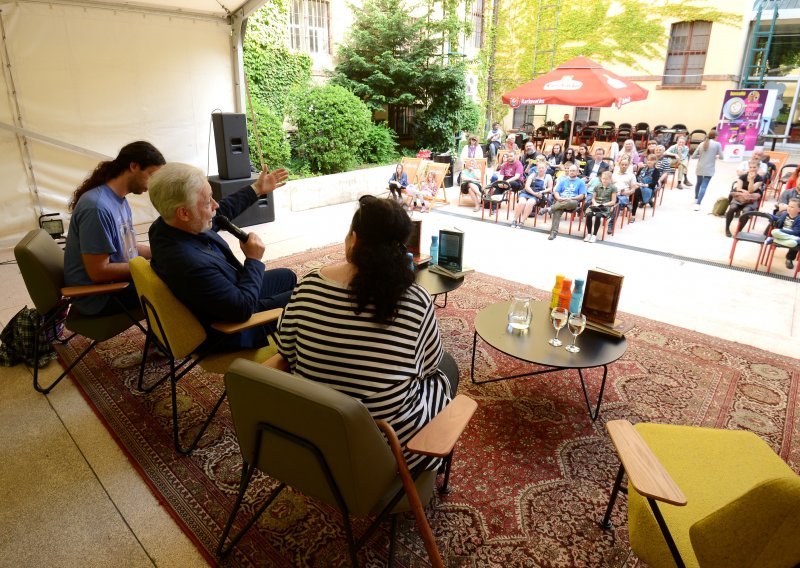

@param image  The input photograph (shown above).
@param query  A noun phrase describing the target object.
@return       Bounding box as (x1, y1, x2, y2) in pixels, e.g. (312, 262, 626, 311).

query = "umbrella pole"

(568, 108, 576, 147)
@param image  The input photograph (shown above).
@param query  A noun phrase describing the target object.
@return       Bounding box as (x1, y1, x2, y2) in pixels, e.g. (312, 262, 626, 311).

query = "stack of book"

(428, 264, 474, 279)
(582, 268, 633, 338)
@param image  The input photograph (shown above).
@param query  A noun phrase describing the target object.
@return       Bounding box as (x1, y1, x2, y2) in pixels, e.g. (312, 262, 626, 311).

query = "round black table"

(470, 300, 628, 421)
(762, 134, 789, 151)
(415, 267, 464, 308)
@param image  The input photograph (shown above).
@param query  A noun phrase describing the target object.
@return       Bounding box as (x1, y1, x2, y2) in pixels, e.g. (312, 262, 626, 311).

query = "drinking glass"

(507, 295, 532, 331)
(549, 307, 568, 346)
(565, 313, 587, 353)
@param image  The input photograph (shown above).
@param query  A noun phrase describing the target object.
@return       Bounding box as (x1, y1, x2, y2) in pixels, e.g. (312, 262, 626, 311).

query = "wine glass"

(549, 307, 568, 346)
(565, 313, 587, 353)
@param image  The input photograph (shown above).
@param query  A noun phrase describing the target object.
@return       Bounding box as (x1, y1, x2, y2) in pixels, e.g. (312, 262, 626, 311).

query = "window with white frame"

(289, 0, 330, 54)
(663, 20, 711, 86)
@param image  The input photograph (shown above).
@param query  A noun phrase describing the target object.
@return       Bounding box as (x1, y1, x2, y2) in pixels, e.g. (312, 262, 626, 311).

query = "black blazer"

(583, 159, 610, 179)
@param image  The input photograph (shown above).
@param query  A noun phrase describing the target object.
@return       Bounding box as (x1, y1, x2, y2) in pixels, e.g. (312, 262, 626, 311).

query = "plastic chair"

(217, 360, 477, 566)
(129, 256, 281, 454)
(601, 420, 800, 568)
(687, 129, 707, 153)
(728, 211, 774, 270)
(14, 229, 145, 394)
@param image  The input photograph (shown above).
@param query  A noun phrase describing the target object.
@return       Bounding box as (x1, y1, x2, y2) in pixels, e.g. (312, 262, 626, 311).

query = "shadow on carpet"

(55, 244, 800, 567)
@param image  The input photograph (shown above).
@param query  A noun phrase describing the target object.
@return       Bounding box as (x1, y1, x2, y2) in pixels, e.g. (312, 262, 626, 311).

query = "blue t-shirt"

(555, 176, 587, 200)
(64, 185, 137, 314)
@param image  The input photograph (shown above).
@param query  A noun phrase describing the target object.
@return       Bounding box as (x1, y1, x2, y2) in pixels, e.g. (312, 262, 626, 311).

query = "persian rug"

(56, 244, 800, 567)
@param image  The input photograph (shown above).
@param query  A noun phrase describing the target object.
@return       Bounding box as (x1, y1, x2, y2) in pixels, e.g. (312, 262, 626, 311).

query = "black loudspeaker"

(211, 113, 251, 180)
(208, 176, 275, 228)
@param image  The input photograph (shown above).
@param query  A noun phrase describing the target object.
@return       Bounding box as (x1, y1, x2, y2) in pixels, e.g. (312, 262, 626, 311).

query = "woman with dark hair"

(266, 196, 459, 469)
(563, 147, 576, 166)
(387, 163, 407, 201)
(546, 143, 564, 177)
(575, 144, 589, 172)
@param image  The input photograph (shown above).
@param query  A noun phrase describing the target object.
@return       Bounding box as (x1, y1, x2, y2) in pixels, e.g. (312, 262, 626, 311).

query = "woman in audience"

(387, 163, 407, 201)
(725, 159, 765, 237)
(615, 139, 640, 167)
(460, 135, 483, 160)
(691, 130, 724, 210)
(631, 153, 663, 219)
(575, 144, 589, 172)
(461, 159, 483, 212)
(267, 196, 458, 469)
(546, 143, 564, 177)
(513, 161, 553, 228)
(584, 170, 617, 243)
(665, 136, 692, 188)
(563, 147, 577, 166)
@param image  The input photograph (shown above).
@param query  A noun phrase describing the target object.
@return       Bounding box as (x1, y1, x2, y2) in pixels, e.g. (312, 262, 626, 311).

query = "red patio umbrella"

(501, 56, 648, 144)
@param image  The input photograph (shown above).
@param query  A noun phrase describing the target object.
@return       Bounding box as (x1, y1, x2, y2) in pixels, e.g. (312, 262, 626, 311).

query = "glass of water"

(565, 313, 586, 353)
(549, 307, 568, 346)
(507, 295, 532, 331)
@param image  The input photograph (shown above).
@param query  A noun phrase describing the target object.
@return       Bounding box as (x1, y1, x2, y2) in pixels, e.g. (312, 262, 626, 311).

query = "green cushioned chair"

(602, 420, 800, 568)
(14, 229, 145, 394)
(218, 360, 477, 567)
(129, 256, 280, 455)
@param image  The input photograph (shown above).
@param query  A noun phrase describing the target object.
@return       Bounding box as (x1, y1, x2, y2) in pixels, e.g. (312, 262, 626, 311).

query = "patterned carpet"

(56, 244, 800, 567)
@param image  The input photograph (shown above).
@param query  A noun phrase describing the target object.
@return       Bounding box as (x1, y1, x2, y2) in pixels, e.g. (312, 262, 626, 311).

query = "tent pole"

(230, 12, 248, 114)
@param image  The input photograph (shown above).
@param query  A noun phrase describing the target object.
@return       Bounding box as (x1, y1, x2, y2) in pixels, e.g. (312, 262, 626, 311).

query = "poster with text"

(717, 89, 768, 151)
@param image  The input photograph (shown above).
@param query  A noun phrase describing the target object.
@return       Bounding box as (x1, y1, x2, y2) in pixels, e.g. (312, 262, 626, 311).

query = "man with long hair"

(64, 141, 165, 315)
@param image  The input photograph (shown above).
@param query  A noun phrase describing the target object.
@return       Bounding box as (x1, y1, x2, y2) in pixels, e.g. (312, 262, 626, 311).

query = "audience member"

(735, 148, 768, 176)
(64, 141, 166, 316)
(584, 170, 617, 243)
(611, 156, 638, 227)
(407, 170, 437, 212)
(631, 153, 663, 218)
(575, 145, 589, 172)
(725, 160, 765, 237)
(583, 147, 609, 180)
(664, 136, 692, 188)
(547, 164, 586, 240)
(513, 162, 552, 228)
(520, 141, 541, 178)
(616, 139, 640, 167)
(487, 122, 503, 166)
(387, 163, 407, 201)
(460, 159, 483, 212)
(691, 130, 723, 209)
(768, 198, 800, 269)
(460, 135, 483, 160)
(776, 168, 800, 214)
(489, 151, 523, 192)
(555, 113, 572, 142)
(265, 195, 458, 469)
(546, 143, 564, 177)
(655, 145, 671, 179)
(147, 162, 296, 351)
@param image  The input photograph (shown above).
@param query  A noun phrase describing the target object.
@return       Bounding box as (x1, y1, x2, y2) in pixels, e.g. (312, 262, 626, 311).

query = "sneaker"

(693, 203, 700, 211)
(787, 259, 795, 269)
(684, 179, 693, 187)
(765, 237, 774, 246)
(584, 233, 591, 242)
(725, 229, 732, 238)
(548, 232, 557, 241)
(677, 183, 683, 189)
(590, 235, 597, 243)
(629, 217, 636, 224)
(472, 206, 480, 212)
(510, 221, 517, 228)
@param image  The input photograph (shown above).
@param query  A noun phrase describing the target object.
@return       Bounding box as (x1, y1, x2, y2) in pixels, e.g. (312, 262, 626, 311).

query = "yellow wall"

(504, 0, 751, 134)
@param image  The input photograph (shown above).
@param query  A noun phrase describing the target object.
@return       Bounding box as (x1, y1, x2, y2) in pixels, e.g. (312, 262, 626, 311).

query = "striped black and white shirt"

(277, 270, 452, 469)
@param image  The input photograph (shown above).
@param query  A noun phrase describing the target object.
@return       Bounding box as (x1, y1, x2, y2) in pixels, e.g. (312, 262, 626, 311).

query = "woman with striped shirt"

(265, 196, 458, 469)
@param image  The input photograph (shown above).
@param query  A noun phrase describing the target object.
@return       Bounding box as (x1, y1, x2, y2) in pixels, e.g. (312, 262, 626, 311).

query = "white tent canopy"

(0, 0, 266, 248)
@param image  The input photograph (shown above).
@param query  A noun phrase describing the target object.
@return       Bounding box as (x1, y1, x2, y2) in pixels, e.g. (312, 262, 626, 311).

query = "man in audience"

(768, 197, 800, 269)
(736, 148, 768, 176)
(583, 147, 609, 180)
(548, 164, 587, 240)
(487, 122, 503, 166)
(488, 151, 523, 196)
(520, 141, 542, 179)
(555, 113, 572, 143)
(664, 136, 692, 188)
(64, 141, 166, 316)
(147, 162, 296, 351)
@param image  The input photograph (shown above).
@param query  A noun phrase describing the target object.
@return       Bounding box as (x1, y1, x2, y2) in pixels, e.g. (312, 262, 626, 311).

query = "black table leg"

(470, 331, 478, 384)
(432, 291, 449, 309)
(577, 365, 609, 421)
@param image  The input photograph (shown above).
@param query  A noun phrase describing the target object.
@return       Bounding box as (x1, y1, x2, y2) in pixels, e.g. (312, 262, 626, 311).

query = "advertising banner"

(717, 89, 768, 151)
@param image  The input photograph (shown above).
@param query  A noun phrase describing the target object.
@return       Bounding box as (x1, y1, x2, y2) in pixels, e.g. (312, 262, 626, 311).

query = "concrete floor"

(0, 156, 797, 567)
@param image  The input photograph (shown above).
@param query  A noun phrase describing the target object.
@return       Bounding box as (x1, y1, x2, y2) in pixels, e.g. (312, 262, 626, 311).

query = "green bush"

(289, 85, 372, 174)
(358, 123, 398, 165)
(247, 97, 290, 170)
(458, 98, 483, 137)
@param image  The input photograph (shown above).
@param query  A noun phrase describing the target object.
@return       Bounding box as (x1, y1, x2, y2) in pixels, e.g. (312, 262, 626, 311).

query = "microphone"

(215, 215, 249, 243)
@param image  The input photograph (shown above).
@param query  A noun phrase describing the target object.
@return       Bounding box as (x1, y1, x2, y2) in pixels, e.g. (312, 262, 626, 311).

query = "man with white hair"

(147, 163, 295, 351)
(736, 147, 768, 176)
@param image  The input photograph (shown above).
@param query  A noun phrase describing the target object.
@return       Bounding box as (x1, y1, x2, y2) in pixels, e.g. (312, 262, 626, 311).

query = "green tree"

(289, 85, 373, 174)
(483, 0, 741, 124)
(332, 0, 470, 151)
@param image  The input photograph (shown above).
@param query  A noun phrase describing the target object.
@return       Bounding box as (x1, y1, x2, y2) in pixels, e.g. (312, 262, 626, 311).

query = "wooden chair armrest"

(606, 420, 687, 506)
(406, 394, 477, 458)
(61, 282, 130, 298)
(210, 308, 282, 334)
